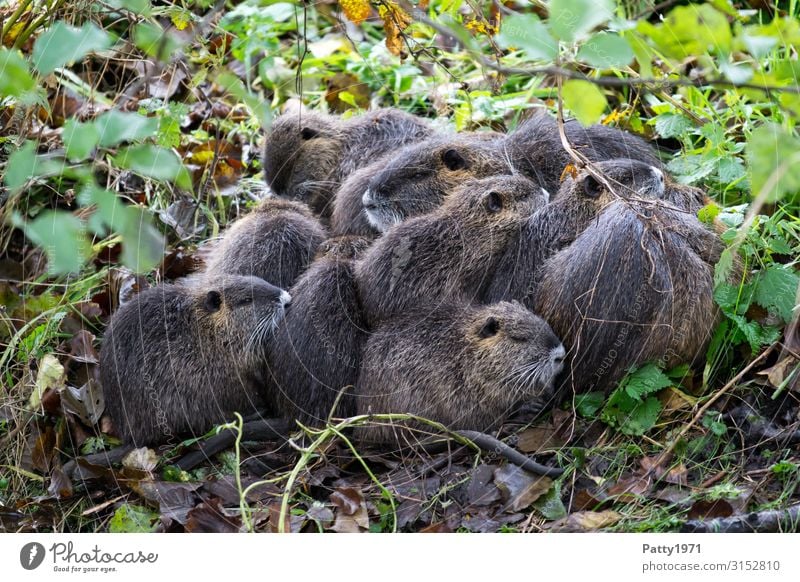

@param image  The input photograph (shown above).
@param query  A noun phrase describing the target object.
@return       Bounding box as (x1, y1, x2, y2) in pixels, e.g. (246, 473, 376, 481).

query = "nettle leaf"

(620, 363, 673, 400)
(95, 110, 159, 147)
(113, 144, 192, 189)
(576, 32, 633, 69)
(0, 48, 36, 98)
(717, 157, 746, 185)
(653, 112, 693, 139)
(106, 0, 152, 15)
(547, 0, 614, 43)
(17, 210, 91, 275)
(747, 124, 800, 202)
(619, 397, 662, 436)
(63, 119, 101, 162)
(713, 248, 735, 288)
(697, 202, 721, 225)
(727, 313, 781, 353)
(32, 22, 112, 75)
(561, 80, 607, 126)
(497, 14, 558, 61)
(575, 391, 604, 418)
(753, 265, 800, 323)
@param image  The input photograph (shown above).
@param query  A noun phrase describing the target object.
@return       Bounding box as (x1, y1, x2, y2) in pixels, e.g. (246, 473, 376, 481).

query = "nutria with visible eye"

(100, 275, 291, 445)
(263, 102, 434, 219)
(505, 113, 663, 193)
(485, 158, 670, 304)
(204, 198, 326, 290)
(354, 301, 565, 444)
(331, 132, 508, 236)
(356, 175, 549, 326)
(266, 236, 372, 425)
(533, 199, 724, 395)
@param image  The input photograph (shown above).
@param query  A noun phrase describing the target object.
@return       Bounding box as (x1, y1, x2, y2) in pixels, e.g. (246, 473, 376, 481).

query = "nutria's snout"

(550, 343, 565, 373)
(280, 290, 292, 309)
(541, 187, 551, 204)
(649, 166, 666, 196)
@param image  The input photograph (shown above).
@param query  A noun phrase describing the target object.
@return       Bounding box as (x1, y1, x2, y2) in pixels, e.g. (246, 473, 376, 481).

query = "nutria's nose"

(279, 291, 292, 308)
(550, 344, 566, 368)
(362, 190, 377, 210)
(650, 166, 664, 184)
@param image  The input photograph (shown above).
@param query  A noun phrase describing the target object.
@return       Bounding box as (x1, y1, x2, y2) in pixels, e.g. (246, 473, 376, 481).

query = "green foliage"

(601, 364, 672, 435)
(32, 22, 112, 75)
(109, 504, 159, 533)
(561, 80, 608, 125)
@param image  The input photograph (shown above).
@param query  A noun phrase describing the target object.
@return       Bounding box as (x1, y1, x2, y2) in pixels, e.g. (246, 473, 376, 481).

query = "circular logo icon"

(20, 542, 46, 570)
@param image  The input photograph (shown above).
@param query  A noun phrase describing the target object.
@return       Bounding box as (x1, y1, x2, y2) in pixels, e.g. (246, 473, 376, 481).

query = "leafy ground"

(1, 0, 799, 532)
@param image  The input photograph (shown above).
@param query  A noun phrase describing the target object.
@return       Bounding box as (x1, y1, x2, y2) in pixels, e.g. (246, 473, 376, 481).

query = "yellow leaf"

(339, 0, 371, 25)
(379, 2, 412, 57)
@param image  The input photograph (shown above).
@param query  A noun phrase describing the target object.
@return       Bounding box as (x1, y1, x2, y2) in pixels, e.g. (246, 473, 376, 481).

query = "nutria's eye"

(485, 191, 503, 213)
(442, 148, 468, 171)
(301, 127, 319, 140)
(478, 316, 500, 339)
(204, 290, 222, 313)
(582, 175, 603, 198)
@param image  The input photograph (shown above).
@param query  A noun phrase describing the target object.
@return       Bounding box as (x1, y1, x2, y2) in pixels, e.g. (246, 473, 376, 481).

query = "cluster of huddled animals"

(100, 101, 728, 452)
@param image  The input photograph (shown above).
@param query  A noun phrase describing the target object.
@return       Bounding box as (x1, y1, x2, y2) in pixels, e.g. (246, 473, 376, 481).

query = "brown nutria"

(533, 199, 724, 395)
(266, 235, 372, 425)
(505, 112, 663, 193)
(333, 132, 509, 235)
(203, 198, 326, 290)
(263, 102, 434, 219)
(485, 158, 670, 304)
(354, 301, 565, 444)
(100, 275, 291, 445)
(356, 175, 549, 326)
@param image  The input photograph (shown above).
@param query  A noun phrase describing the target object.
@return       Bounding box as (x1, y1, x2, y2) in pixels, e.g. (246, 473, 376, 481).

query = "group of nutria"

(100, 102, 725, 451)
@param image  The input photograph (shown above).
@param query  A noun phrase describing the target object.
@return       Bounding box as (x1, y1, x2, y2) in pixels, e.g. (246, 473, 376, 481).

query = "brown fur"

(263, 105, 433, 219)
(355, 301, 565, 443)
(533, 200, 723, 395)
(331, 132, 508, 236)
(204, 198, 326, 290)
(505, 113, 663, 193)
(266, 236, 372, 425)
(486, 158, 670, 304)
(356, 175, 548, 326)
(100, 275, 291, 444)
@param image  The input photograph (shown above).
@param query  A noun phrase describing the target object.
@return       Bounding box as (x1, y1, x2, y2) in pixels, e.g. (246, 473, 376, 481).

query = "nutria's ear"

(478, 316, 500, 338)
(582, 174, 603, 198)
(484, 191, 503, 213)
(204, 290, 223, 313)
(442, 148, 468, 171)
(301, 127, 319, 140)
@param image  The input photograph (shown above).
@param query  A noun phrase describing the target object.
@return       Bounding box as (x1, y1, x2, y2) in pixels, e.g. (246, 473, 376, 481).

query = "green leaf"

(741, 35, 778, 59)
(719, 61, 753, 85)
(562, 80, 608, 126)
(109, 504, 158, 533)
(637, 4, 731, 60)
(18, 210, 91, 274)
(753, 265, 800, 323)
(0, 48, 36, 98)
(63, 119, 100, 162)
(697, 202, 721, 225)
(653, 113, 693, 139)
(532, 481, 567, 520)
(95, 110, 159, 147)
(747, 124, 800, 202)
(3, 141, 63, 192)
(576, 32, 633, 69)
(106, 0, 152, 15)
(32, 22, 112, 75)
(119, 206, 165, 274)
(113, 144, 191, 189)
(574, 392, 604, 418)
(620, 363, 673, 400)
(133, 22, 182, 62)
(497, 14, 558, 61)
(713, 248, 735, 288)
(619, 396, 662, 436)
(547, 0, 614, 43)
